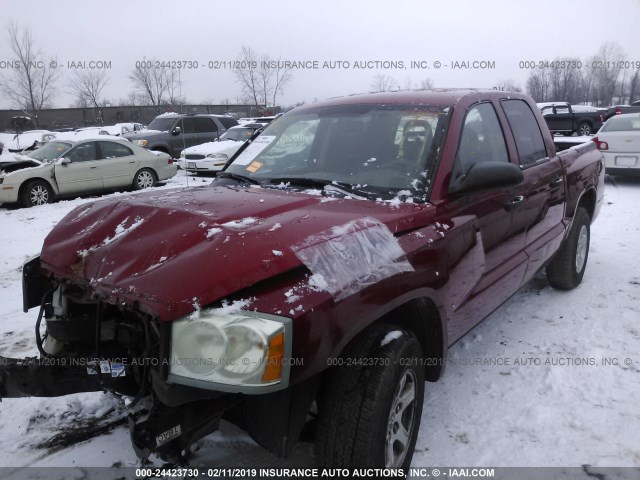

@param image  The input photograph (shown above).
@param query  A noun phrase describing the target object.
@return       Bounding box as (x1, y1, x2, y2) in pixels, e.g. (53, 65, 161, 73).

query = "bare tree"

(526, 68, 551, 102)
(128, 59, 185, 111)
(419, 78, 434, 89)
(589, 42, 626, 106)
(233, 46, 292, 112)
(166, 68, 186, 106)
(370, 74, 399, 92)
(67, 69, 110, 124)
(628, 69, 640, 104)
(1, 22, 61, 127)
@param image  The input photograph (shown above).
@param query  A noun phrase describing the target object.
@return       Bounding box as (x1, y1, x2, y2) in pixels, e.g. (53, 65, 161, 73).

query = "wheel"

(133, 168, 157, 190)
(21, 180, 53, 207)
(315, 323, 425, 468)
(578, 122, 592, 136)
(546, 207, 590, 290)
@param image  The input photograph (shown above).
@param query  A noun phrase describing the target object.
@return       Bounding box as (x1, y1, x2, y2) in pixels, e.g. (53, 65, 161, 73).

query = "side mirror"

(449, 161, 523, 196)
(56, 157, 71, 165)
(172, 126, 182, 135)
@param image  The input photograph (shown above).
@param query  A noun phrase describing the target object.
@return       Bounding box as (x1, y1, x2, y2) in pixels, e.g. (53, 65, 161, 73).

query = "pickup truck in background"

(1, 90, 604, 469)
(538, 102, 605, 135)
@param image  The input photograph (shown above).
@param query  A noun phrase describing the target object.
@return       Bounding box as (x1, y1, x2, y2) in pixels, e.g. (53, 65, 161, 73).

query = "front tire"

(21, 180, 53, 207)
(315, 324, 425, 468)
(133, 168, 157, 190)
(546, 206, 590, 290)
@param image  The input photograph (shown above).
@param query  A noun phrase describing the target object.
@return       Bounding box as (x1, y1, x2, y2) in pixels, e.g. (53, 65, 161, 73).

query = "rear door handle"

(550, 176, 564, 189)
(90, 166, 98, 169)
(505, 195, 524, 211)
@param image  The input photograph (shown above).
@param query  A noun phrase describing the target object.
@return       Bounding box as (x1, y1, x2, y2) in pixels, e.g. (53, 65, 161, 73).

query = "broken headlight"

(168, 310, 292, 393)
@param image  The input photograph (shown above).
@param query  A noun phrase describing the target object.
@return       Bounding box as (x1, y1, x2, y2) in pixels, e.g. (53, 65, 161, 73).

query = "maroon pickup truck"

(1, 90, 604, 468)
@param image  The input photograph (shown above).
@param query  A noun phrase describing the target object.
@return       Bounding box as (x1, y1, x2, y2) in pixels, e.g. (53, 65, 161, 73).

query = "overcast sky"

(1, 0, 639, 109)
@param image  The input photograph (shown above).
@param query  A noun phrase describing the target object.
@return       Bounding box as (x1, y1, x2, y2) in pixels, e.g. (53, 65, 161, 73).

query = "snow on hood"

(40, 185, 426, 321)
(183, 140, 238, 156)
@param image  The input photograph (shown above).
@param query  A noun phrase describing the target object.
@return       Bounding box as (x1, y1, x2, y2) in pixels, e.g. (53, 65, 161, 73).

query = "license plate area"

(615, 156, 638, 167)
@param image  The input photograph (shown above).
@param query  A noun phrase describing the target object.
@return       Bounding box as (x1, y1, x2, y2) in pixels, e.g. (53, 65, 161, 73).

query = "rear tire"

(21, 180, 53, 208)
(315, 323, 425, 468)
(546, 206, 590, 290)
(133, 168, 157, 190)
(578, 121, 592, 136)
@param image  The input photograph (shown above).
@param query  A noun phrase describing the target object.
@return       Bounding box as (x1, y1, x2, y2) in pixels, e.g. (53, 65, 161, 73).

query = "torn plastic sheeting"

(292, 217, 414, 301)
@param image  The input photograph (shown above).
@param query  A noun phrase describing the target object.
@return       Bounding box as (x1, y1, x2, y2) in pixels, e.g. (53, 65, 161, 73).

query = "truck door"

(441, 101, 528, 341)
(501, 99, 565, 280)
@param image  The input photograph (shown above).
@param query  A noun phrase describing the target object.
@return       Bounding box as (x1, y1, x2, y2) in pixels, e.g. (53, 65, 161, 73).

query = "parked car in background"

(3, 90, 604, 468)
(0, 138, 177, 207)
(538, 102, 604, 136)
(101, 123, 146, 136)
(124, 114, 239, 158)
(178, 123, 264, 173)
(238, 115, 277, 126)
(0, 140, 75, 176)
(593, 113, 640, 176)
(602, 103, 640, 121)
(0, 130, 54, 151)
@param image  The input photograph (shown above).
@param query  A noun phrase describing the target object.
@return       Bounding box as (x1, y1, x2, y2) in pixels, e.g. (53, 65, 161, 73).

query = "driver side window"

(66, 142, 98, 162)
(450, 103, 509, 189)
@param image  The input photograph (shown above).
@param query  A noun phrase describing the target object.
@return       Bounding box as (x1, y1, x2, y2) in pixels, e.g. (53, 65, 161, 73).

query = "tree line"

(0, 23, 294, 127)
(525, 42, 640, 106)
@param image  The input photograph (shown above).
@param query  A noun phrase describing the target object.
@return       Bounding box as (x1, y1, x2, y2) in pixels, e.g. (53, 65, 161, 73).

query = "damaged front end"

(1, 255, 299, 463)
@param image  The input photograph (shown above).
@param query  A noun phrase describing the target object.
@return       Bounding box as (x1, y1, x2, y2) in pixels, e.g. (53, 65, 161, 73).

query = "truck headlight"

(134, 139, 148, 147)
(168, 310, 292, 393)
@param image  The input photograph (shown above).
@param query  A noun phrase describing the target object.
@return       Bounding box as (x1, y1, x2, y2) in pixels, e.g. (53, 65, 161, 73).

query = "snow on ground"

(0, 173, 639, 470)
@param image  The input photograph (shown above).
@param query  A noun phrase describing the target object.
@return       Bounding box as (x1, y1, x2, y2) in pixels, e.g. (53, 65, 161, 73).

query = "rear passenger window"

(99, 142, 133, 159)
(501, 100, 547, 167)
(451, 102, 509, 189)
(195, 118, 218, 133)
(181, 118, 197, 134)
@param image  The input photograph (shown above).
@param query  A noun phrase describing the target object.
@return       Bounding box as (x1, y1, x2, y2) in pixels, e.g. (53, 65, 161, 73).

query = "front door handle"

(505, 195, 524, 211)
(90, 166, 98, 169)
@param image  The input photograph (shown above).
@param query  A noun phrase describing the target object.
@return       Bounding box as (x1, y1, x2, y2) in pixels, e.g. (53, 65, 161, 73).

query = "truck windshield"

(225, 104, 449, 198)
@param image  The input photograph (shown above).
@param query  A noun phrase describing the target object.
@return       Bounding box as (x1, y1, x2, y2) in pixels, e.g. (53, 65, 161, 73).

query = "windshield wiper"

(216, 171, 262, 185)
(266, 177, 374, 199)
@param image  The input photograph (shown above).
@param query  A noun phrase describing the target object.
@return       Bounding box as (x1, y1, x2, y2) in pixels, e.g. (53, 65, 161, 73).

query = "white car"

(0, 130, 53, 151)
(178, 124, 263, 173)
(0, 137, 177, 207)
(593, 113, 640, 176)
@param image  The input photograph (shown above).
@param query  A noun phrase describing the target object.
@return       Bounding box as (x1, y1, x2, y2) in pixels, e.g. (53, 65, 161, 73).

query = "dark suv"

(124, 114, 239, 158)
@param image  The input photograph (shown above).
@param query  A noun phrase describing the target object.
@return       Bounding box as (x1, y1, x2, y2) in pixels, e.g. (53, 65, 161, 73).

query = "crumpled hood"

(40, 185, 430, 321)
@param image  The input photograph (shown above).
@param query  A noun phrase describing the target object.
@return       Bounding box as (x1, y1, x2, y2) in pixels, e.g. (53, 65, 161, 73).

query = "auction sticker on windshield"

(234, 135, 276, 165)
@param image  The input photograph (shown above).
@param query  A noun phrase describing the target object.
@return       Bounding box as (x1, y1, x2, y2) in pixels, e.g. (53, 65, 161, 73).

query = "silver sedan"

(0, 138, 177, 207)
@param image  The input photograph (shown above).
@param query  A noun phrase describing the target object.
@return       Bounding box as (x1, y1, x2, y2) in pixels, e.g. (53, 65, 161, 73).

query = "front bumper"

(0, 183, 20, 204)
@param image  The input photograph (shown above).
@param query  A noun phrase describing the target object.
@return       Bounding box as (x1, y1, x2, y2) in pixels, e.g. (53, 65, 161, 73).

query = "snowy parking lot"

(0, 171, 639, 471)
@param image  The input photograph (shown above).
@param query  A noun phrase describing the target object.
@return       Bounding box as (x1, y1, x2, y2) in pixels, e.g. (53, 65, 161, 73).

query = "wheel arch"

(18, 177, 56, 200)
(377, 296, 448, 382)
